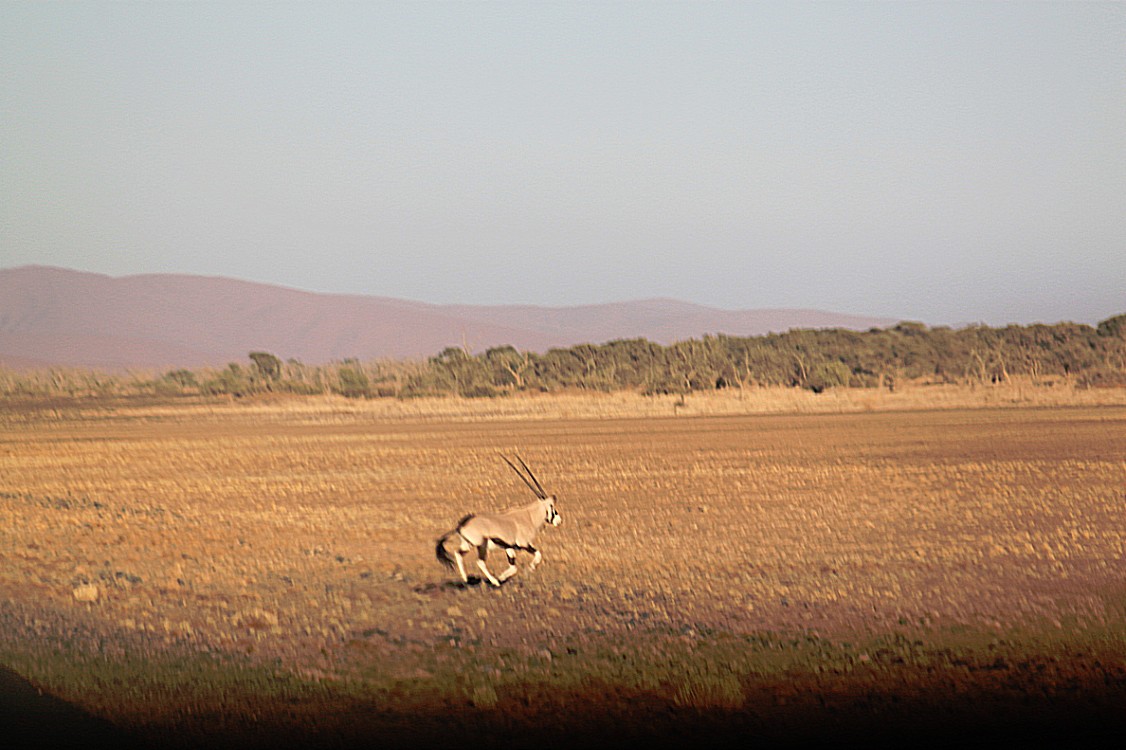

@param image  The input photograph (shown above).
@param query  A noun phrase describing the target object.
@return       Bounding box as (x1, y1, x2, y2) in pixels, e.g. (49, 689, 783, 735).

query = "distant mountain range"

(0, 266, 898, 370)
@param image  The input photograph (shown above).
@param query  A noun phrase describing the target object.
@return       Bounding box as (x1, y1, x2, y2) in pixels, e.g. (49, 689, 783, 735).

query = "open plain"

(2, 389, 1126, 747)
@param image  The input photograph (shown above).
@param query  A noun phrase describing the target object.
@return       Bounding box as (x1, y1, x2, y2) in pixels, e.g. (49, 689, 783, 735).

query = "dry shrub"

(470, 683, 499, 708)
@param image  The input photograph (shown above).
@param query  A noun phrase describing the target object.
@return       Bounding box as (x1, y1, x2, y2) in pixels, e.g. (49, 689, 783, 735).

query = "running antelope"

(435, 456, 561, 586)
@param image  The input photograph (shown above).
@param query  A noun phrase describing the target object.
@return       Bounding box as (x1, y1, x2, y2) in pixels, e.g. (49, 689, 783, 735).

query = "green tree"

(336, 361, 371, 398)
(1097, 314, 1126, 339)
(806, 361, 852, 393)
(202, 363, 251, 397)
(249, 352, 282, 381)
(163, 369, 198, 388)
(485, 345, 532, 390)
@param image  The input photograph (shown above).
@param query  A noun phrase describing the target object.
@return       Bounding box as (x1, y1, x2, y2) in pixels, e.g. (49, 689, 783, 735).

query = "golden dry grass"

(2, 389, 1125, 746)
(5, 377, 1126, 427)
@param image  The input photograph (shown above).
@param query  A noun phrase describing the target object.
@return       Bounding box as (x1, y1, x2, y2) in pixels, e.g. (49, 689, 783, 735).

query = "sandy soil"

(2, 398, 1125, 747)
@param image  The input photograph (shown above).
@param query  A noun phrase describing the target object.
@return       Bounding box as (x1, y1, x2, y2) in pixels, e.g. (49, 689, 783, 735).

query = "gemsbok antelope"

(435, 456, 561, 586)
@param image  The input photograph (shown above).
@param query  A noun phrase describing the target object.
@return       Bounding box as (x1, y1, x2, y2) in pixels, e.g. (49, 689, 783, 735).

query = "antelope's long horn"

(500, 454, 545, 499)
(516, 455, 547, 498)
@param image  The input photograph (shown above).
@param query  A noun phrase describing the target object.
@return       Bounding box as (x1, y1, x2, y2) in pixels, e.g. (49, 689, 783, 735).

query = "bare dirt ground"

(2, 394, 1126, 747)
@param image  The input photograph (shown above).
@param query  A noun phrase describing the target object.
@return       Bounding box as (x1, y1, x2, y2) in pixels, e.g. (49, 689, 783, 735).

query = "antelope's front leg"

(527, 546, 542, 572)
(475, 544, 501, 587)
(497, 548, 518, 582)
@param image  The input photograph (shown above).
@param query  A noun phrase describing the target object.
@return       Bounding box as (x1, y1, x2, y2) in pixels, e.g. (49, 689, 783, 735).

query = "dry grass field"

(2, 387, 1126, 747)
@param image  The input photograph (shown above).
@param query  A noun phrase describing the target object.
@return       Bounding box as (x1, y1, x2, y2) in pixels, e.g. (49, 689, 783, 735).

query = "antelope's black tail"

(435, 530, 458, 569)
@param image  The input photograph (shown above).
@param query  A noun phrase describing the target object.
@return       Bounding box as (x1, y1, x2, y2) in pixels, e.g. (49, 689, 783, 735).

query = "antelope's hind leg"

(453, 549, 469, 583)
(475, 543, 502, 587)
(497, 547, 518, 582)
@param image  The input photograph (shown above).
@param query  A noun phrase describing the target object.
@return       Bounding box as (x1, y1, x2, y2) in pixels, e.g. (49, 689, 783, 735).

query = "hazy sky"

(3, 1, 1124, 325)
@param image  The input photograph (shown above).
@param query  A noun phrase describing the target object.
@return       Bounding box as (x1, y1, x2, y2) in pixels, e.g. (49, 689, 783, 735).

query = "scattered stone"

(73, 584, 98, 603)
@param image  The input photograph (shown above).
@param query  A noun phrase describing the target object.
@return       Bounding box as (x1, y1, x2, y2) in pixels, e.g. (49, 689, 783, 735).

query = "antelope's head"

(502, 454, 561, 527)
(542, 494, 561, 527)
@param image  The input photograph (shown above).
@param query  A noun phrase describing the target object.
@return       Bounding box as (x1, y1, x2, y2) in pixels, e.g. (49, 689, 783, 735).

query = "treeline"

(3, 315, 1125, 400)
